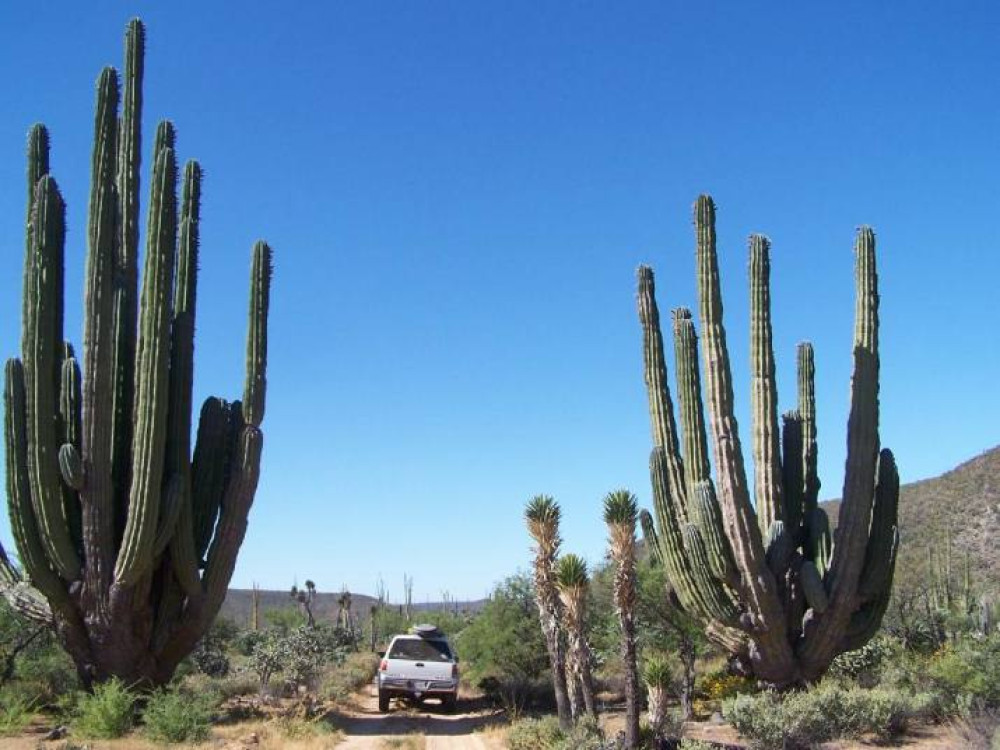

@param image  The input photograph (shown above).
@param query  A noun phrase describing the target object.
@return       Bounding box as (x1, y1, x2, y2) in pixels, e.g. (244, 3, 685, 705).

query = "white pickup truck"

(377, 625, 458, 712)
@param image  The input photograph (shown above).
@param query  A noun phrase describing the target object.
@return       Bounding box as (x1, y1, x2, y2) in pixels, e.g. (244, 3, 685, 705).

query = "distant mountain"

(821, 444, 1000, 593)
(219, 587, 485, 629)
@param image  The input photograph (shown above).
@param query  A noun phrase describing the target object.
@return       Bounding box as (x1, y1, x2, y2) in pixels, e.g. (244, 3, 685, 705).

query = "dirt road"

(332, 686, 503, 749)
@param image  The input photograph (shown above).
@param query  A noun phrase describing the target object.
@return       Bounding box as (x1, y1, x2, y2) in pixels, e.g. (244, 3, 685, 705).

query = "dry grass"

(378, 733, 426, 749)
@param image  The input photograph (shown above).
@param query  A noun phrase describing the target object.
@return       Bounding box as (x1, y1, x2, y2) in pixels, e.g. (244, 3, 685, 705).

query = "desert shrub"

(0, 685, 36, 736)
(192, 635, 230, 678)
(321, 652, 378, 703)
(829, 635, 896, 685)
(73, 678, 136, 738)
(233, 628, 268, 657)
(558, 716, 606, 749)
(724, 683, 922, 749)
(247, 625, 349, 694)
(458, 575, 551, 716)
(504, 715, 608, 750)
(214, 673, 259, 700)
(724, 691, 787, 749)
(505, 715, 563, 750)
(142, 687, 215, 743)
(926, 636, 1000, 714)
(677, 741, 716, 750)
(697, 670, 755, 702)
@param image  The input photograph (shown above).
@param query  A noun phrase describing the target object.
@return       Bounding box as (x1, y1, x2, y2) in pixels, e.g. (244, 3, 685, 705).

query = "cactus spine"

(0, 19, 273, 688)
(637, 196, 898, 686)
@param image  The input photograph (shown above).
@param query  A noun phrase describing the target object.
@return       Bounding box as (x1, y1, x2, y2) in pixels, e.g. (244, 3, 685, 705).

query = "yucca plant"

(604, 489, 640, 747)
(524, 495, 572, 728)
(555, 553, 597, 719)
(641, 655, 672, 738)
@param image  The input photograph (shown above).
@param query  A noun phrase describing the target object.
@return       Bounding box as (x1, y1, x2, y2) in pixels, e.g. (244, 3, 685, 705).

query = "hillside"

(821, 444, 1000, 593)
(220, 587, 484, 629)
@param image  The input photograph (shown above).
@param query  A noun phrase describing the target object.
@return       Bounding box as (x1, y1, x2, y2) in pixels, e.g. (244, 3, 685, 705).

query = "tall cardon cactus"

(0, 19, 273, 687)
(637, 195, 898, 687)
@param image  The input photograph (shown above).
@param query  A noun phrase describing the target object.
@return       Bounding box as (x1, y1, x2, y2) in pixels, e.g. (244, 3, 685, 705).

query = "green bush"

(677, 741, 716, 750)
(321, 652, 378, 703)
(504, 715, 606, 750)
(926, 635, 1000, 714)
(829, 635, 896, 685)
(73, 678, 136, 738)
(506, 716, 563, 750)
(724, 683, 920, 749)
(457, 575, 551, 715)
(0, 685, 36, 736)
(142, 687, 215, 743)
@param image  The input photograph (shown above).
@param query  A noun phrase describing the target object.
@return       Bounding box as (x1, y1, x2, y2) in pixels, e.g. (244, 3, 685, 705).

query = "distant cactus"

(637, 196, 898, 687)
(0, 19, 272, 687)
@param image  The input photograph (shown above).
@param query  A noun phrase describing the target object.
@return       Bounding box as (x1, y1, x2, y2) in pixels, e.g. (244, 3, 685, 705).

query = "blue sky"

(1, 3, 999, 602)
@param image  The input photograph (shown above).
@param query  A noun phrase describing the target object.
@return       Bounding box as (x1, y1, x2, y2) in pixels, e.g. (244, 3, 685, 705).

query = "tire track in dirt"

(333, 686, 501, 749)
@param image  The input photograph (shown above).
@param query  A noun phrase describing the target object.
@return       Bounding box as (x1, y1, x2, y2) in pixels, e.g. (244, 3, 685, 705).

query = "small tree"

(525, 496, 573, 729)
(556, 553, 597, 719)
(290, 580, 317, 628)
(604, 490, 640, 748)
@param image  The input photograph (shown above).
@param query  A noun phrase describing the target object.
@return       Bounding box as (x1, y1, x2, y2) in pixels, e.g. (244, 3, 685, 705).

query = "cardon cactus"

(0, 19, 272, 687)
(637, 195, 898, 687)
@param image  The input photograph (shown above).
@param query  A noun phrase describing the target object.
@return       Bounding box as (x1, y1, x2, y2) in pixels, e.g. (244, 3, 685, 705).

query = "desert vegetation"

(0, 12, 998, 750)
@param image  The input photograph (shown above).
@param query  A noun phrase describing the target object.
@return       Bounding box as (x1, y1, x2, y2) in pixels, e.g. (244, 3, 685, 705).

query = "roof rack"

(410, 623, 443, 638)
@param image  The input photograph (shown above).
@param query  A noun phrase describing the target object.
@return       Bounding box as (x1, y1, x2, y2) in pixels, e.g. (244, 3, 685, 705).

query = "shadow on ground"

(326, 696, 503, 737)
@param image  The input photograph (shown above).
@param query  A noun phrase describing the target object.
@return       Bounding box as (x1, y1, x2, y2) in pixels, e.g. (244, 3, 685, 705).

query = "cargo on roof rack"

(410, 623, 442, 637)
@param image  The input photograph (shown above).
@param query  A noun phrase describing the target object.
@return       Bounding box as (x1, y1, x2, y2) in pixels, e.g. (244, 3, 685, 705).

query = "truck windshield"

(388, 638, 453, 662)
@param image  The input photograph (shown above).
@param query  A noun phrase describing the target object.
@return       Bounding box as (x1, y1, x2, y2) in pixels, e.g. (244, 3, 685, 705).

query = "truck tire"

(442, 692, 456, 713)
(378, 688, 390, 712)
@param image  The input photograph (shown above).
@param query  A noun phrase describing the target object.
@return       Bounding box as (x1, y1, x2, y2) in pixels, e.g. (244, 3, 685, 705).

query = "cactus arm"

(638, 509, 664, 566)
(857, 449, 899, 601)
(799, 560, 828, 614)
(243, 241, 271, 427)
(672, 308, 711, 490)
(190, 398, 235, 560)
(0, 544, 52, 625)
(24, 125, 49, 332)
(781, 411, 804, 534)
(649, 448, 738, 626)
(160, 424, 263, 671)
(80, 68, 122, 609)
(5, 359, 72, 611)
(637, 267, 689, 521)
(110, 19, 144, 551)
(693, 198, 788, 622)
(114, 142, 178, 586)
(165, 161, 203, 596)
(801, 227, 883, 676)
(22, 176, 80, 581)
(798, 343, 820, 517)
(691, 480, 739, 587)
(749, 235, 784, 533)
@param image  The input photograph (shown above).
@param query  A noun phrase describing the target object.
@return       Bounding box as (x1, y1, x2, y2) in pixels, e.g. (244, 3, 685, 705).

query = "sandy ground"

(329, 684, 504, 750)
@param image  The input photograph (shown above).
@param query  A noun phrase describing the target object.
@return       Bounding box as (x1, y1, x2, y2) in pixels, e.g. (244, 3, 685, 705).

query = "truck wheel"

(378, 689, 390, 712)
(442, 693, 456, 713)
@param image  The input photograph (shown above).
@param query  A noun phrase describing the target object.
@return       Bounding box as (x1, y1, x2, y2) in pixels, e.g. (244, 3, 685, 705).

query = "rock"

(709, 711, 725, 725)
(43, 725, 68, 740)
